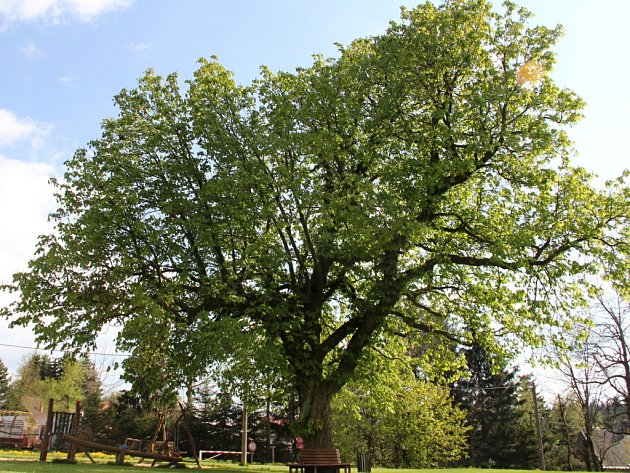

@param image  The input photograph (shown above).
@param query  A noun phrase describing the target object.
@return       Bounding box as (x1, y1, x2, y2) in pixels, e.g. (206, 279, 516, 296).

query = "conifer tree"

(0, 358, 12, 409)
(451, 345, 538, 468)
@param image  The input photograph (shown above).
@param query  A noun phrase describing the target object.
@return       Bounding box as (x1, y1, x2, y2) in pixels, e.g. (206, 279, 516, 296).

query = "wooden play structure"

(62, 434, 185, 466)
(39, 398, 201, 468)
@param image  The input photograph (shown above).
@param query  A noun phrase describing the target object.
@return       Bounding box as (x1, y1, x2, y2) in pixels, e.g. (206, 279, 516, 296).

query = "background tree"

(3, 0, 629, 448)
(77, 357, 109, 441)
(556, 324, 604, 471)
(188, 381, 216, 451)
(184, 366, 293, 462)
(9, 353, 102, 412)
(544, 394, 588, 471)
(592, 295, 630, 435)
(0, 357, 17, 409)
(198, 391, 242, 453)
(105, 390, 161, 444)
(10, 353, 50, 409)
(333, 342, 469, 468)
(450, 344, 538, 468)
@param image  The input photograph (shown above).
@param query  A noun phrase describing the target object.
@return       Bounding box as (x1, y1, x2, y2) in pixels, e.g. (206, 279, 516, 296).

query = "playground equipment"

(43, 398, 202, 468)
(62, 434, 185, 466)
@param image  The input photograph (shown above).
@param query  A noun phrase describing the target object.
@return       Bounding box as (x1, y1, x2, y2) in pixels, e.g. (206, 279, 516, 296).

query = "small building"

(0, 409, 40, 449)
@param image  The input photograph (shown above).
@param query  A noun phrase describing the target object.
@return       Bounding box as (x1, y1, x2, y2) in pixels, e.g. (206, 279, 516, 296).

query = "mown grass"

(0, 451, 585, 473)
(0, 462, 575, 473)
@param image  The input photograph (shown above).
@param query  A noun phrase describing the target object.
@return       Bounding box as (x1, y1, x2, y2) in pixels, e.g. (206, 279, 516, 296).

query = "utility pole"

(241, 403, 248, 466)
(532, 382, 546, 470)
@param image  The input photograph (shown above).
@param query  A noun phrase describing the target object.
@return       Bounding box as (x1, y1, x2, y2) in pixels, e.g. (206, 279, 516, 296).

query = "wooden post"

(116, 449, 126, 465)
(67, 400, 82, 462)
(39, 398, 55, 462)
(182, 409, 201, 468)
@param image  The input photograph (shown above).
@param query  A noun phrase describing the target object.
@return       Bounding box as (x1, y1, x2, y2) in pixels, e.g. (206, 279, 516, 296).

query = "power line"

(0, 342, 130, 358)
(449, 384, 532, 391)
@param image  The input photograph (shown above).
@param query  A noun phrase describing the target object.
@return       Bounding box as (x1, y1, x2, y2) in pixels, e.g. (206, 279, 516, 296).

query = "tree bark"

(557, 396, 574, 471)
(298, 382, 336, 448)
(266, 397, 272, 463)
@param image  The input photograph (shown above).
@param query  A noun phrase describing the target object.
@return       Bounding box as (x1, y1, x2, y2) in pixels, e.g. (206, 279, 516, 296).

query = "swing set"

(39, 398, 201, 468)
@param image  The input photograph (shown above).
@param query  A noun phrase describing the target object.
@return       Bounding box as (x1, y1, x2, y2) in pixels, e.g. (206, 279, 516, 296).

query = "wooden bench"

(289, 448, 351, 473)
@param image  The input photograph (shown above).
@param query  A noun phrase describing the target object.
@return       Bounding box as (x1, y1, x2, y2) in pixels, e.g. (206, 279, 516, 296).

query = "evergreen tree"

(188, 383, 294, 461)
(451, 344, 538, 469)
(107, 390, 158, 443)
(247, 398, 293, 464)
(0, 357, 12, 409)
(204, 394, 243, 452)
(78, 357, 107, 440)
(188, 382, 217, 451)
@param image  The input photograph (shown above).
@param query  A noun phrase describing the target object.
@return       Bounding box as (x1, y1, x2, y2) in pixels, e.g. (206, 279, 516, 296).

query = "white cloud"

(0, 157, 125, 380)
(0, 155, 56, 284)
(0, 109, 50, 147)
(21, 40, 44, 57)
(59, 74, 80, 88)
(129, 41, 151, 52)
(0, 0, 133, 28)
(0, 156, 55, 262)
(0, 107, 58, 374)
(0, 154, 56, 375)
(65, 0, 132, 22)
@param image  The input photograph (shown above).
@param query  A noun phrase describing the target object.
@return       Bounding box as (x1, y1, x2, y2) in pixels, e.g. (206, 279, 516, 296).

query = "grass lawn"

(0, 462, 579, 473)
(0, 452, 584, 473)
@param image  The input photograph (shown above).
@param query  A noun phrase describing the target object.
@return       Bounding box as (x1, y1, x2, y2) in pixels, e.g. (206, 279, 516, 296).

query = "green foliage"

(2, 0, 629, 445)
(333, 354, 469, 468)
(103, 390, 161, 443)
(0, 357, 15, 409)
(10, 354, 100, 412)
(543, 396, 587, 471)
(450, 346, 538, 469)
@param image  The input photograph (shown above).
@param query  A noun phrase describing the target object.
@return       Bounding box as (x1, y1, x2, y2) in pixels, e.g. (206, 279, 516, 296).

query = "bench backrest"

(298, 448, 343, 464)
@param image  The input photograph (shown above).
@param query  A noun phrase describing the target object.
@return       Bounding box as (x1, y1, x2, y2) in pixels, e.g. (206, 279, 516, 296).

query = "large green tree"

(2, 0, 629, 447)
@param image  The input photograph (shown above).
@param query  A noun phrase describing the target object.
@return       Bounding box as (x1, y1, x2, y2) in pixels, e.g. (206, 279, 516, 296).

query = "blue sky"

(0, 0, 628, 380)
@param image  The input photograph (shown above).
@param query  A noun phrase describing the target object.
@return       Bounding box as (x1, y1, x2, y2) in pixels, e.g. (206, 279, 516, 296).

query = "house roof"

(591, 428, 630, 469)
(20, 396, 48, 427)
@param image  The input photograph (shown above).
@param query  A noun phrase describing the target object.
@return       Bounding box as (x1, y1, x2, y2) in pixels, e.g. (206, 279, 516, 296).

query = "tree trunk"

(558, 396, 574, 471)
(266, 397, 272, 463)
(297, 382, 336, 448)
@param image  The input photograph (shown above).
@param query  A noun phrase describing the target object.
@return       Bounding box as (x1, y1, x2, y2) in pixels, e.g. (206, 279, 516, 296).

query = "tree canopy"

(2, 0, 628, 446)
